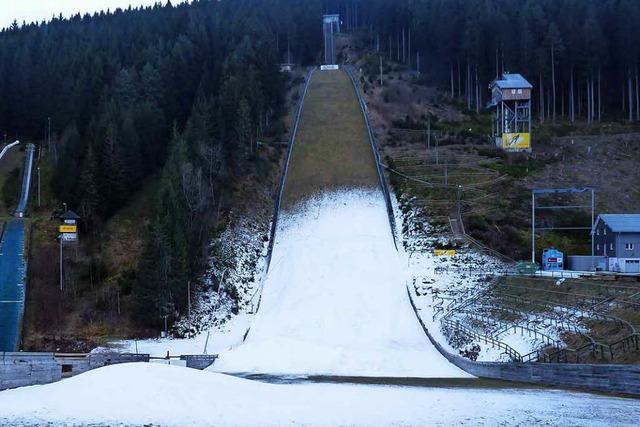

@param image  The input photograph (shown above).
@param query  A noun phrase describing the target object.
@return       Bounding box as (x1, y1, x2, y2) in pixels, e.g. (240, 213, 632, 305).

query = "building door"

(624, 260, 640, 273)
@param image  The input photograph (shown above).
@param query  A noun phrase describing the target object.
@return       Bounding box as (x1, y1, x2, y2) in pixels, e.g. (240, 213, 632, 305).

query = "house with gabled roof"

(592, 214, 640, 273)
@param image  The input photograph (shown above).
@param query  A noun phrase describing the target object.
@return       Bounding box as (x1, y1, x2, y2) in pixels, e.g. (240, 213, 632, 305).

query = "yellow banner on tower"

(502, 133, 531, 150)
(59, 225, 77, 233)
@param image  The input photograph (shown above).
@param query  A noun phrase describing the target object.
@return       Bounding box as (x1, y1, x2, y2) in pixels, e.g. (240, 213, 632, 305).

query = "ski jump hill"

(214, 69, 467, 378)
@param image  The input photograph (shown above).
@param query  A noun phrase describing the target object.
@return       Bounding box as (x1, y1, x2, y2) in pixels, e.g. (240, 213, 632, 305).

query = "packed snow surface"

(213, 190, 467, 377)
(1, 363, 638, 427)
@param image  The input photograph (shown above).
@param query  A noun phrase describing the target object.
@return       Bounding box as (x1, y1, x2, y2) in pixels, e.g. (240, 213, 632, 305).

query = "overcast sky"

(1, 1, 189, 30)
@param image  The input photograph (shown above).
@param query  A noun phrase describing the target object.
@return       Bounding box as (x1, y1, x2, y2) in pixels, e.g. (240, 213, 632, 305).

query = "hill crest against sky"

(0, 0, 189, 30)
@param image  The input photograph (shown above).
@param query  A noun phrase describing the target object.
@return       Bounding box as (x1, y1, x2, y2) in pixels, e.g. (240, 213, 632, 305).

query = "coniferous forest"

(340, 0, 640, 122)
(1, 0, 640, 333)
(0, 1, 323, 330)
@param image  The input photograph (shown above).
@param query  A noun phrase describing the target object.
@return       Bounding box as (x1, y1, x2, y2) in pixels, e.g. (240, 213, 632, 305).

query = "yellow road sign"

(59, 225, 77, 233)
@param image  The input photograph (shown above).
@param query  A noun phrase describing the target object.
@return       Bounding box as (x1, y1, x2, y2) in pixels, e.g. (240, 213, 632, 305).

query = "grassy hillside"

(351, 45, 640, 261)
(21, 174, 159, 351)
(283, 69, 378, 208)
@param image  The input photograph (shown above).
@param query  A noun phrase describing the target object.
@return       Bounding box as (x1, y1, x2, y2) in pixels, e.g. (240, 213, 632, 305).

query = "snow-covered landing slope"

(2, 363, 638, 427)
(213, 190, 468, 377)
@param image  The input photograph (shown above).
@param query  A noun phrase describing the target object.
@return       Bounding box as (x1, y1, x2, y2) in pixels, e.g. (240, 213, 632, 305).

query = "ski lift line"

(535, 205, 593, 210)
(385, 165, 509, 190)
(390, 157, 498, 168)
(460, 206, 500, 217)
(392, 160, 499, 168)
(534, 227, 593, 231)
(533, 187, 593, 195)
(459, 192, 504, 203)
(390, 151, 495, 160)
(404, 173, 499, 181)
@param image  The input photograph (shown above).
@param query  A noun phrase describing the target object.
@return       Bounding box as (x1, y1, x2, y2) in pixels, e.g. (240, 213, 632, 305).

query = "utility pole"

(379, 55, 383, 87)
(47, 117, 51, 154)
(417, 51, 420, 75)
(591, 188, 595, 270)
(58, 235, 63, 291)
(187, 280, 192, 338)
(531, 191, 536, 263)
(457, 185, 462, 221)
(37, 167, 41, 208)
(163, 315, 168, 337)
(187, 281, 192, 321)
(408, 29, 411, 67)
(287, 33, 291, 64)
(427, 117, 431, 150)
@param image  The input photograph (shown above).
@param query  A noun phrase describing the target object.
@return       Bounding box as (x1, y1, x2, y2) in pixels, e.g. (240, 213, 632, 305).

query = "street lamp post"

(37, 167, 41, 208)
(58, 235, 63, 291)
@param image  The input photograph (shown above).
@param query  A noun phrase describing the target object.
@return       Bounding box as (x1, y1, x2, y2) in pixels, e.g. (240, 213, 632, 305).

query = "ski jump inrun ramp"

(214, 69, 467, 378)
(0, 142, 34, 352)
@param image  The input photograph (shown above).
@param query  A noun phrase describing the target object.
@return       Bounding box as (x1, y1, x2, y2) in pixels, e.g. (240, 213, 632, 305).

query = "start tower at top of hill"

(322, 14, 340, 67)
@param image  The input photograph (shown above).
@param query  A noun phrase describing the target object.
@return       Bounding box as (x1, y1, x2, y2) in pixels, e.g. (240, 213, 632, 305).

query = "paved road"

(0, 219, 26, 351)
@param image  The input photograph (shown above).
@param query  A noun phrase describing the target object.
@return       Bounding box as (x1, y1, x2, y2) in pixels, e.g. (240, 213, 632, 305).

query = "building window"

(604, 228, 607, 235)
(597, 244, 600, 251)
(625, 243, 634, 250)
(610, 243, 614, 251)
(511, 89, 516, 94)
(517, 89, 522, 94)
(596, 229, 600, 236)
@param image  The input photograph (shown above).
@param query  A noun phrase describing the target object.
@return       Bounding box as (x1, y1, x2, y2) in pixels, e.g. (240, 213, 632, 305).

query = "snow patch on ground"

(105, 314, 251, 362)
(213, 189, 468, 377)
(391, 191, 551, 362)
(1, 363, 638, 426)
(101, 213, 269, 357)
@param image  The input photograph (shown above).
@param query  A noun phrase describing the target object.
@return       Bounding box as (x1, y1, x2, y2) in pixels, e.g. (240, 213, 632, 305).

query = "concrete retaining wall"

(407, 288, 640, 396)
(263, 67, 316, 276)
(0, 352, 61, 390)
(180, 354, 218, 370)
(567, 255, 605, 271)
(345, 66, 398, 249)
(1, 352, 150, 391)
